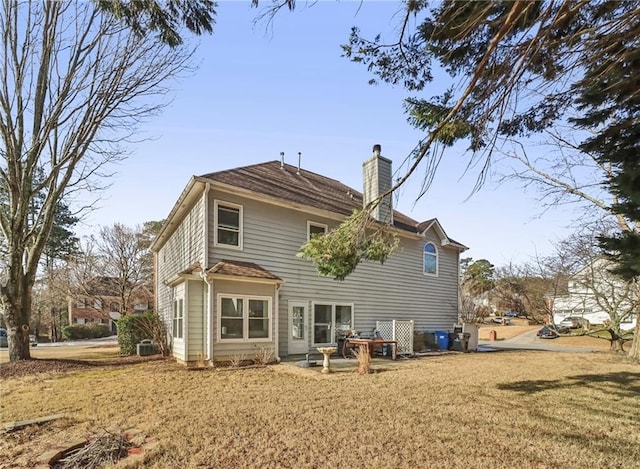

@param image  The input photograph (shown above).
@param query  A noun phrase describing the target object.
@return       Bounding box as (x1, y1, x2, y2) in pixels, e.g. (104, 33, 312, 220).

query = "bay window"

(218, 294, 271, 341)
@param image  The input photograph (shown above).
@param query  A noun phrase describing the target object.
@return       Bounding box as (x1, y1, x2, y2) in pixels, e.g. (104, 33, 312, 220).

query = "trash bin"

(462, 323, 479, 351)
(424, 332, 436, 349)
(451, 333, 471, 352)
(435, 331, 449, 350)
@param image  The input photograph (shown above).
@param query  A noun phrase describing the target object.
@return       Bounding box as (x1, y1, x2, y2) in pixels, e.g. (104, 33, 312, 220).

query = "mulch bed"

(0, 355, 167, 379)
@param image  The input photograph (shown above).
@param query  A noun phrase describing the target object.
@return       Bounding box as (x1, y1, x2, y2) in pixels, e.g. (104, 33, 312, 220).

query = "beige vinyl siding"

(155, 196, 205, 351)
(186, 279, 205, 362)
(211, 279, 276, 361)
(208, 190, 461, 357)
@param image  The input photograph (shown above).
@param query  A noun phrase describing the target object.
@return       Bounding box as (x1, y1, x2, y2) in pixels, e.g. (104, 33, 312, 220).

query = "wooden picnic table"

(343, 338, 397, 360)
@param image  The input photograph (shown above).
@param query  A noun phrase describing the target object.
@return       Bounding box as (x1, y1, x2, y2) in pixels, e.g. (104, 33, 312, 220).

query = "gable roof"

(152, 161, 467, 251)
(200, 161, 464, 246)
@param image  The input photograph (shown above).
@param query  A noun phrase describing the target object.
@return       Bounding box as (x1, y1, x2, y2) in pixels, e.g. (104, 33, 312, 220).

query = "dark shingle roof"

(200, 161, 422, 233)
(207, 260, 282, 281)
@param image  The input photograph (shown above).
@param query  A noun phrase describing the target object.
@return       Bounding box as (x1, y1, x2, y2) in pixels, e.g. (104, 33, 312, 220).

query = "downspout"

(201, 271, 213, 363)
(275, 282, 282, 362)
(202, 182, 211, 362)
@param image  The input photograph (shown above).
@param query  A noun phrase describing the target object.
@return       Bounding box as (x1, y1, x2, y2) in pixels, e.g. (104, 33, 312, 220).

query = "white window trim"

(311, 302, 355, 346)
(423, 242, 439, 277)
(307, 221, 328, 241)
(213, 199, 243, 250)
(217, 294, 272, 343)
(172, 297, 184, 341)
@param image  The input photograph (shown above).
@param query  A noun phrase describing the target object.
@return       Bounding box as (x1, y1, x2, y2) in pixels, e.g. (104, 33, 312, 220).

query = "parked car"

(504, 311, 519, 318)
(560, 317, 585, 329)
(491, 317, 511, 325)
(537, 325, 559, 339)
(0, 329, 39, 347)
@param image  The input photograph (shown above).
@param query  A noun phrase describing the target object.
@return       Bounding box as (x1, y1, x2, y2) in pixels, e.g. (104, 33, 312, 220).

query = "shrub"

(62, 323, 111, 340)
(117, 312, 169, 356)
(253, 346, 274, 365)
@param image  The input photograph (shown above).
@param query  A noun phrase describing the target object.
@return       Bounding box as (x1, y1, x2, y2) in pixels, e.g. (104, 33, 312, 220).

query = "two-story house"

(151, 145, 467, 364)
(68, 277, 154, 333)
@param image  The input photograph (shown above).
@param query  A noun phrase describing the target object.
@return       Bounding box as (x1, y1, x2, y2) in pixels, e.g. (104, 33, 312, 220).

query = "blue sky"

(82, 1, 576, 267)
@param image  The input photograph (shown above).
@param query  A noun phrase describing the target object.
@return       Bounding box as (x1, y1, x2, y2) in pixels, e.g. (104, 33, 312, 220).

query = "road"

(35, 335, 118, 348)
(478, 328, 601, 353)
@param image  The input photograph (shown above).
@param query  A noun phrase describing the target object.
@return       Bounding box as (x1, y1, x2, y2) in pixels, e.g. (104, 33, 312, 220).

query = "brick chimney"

(362, 144, 393, 224)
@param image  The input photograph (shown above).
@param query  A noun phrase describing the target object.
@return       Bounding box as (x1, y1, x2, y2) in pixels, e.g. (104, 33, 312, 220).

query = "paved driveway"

(479, 328, 601, 353)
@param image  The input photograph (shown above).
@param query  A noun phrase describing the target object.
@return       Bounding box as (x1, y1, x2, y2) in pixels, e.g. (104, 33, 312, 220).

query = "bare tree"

(495, 128, 640, 356)
(96, 223, 149, 316)
(550, 226, 637, 352)
(0, 2, 193, 361)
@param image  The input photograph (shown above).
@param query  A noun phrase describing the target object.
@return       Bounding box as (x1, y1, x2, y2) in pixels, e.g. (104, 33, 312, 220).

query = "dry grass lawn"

(0, 344, 122, 364)
(1, 351, 639, 468)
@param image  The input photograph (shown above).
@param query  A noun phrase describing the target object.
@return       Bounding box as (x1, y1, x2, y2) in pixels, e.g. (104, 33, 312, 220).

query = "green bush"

(62, 323, 111, 340)
(117, 312, 169, 356)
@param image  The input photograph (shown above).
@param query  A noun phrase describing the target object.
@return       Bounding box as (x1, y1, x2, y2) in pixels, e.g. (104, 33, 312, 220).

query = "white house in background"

(551, 258, 637, 331)
(150, 145, 467, 365)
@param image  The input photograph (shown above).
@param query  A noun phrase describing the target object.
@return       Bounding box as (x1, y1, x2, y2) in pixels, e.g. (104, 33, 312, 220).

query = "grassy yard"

(1, 350, 639, 468)
(0, 344, 122, 364)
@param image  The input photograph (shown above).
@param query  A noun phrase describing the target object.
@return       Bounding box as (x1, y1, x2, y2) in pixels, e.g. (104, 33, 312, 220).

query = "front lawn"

(1, 352, 639, 468)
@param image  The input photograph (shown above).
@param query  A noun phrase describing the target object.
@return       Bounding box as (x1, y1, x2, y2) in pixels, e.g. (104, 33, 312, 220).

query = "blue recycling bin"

(435, 331, 449, 350)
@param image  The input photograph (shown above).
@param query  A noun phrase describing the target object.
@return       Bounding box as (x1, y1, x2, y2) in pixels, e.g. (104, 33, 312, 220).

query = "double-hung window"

(214, 200, 243, 249)
(173, 298, 184, 340)
(219, 295, 271, 341)
(423, 242, 438, 276)
(307, 221, 328, 240)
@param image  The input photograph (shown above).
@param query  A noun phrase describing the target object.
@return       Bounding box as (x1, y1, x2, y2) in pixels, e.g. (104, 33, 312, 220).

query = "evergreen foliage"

(116, 312, 168, 356)
(342, 1, 640, 273)
(97, 0, 217, 46)
(62, 323, 111, 340)
(297, 210, 399, 281)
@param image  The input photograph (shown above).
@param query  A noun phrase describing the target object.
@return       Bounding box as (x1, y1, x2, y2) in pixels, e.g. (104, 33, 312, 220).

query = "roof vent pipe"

(297, 152, 301, 175)
(280, 152, 285, 168)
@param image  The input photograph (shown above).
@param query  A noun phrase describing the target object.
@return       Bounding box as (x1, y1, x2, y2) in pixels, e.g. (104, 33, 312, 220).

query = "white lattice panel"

(376, 320, 414, 355)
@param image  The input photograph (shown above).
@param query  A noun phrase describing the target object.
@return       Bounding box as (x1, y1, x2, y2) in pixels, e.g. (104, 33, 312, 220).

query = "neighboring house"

(151, 145, 467, 365)
(68, 277, 154, 332)
(551, 258, 637, 331)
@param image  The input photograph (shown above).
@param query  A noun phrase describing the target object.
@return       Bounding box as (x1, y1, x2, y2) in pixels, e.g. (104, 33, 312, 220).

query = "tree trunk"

(609, 337, 625, 353)
(2, 256, 35, 361)
(628, 288, 640, 363)
(8, 325, 31, 361)
(5, 290, 33, 361)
